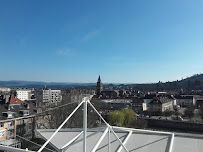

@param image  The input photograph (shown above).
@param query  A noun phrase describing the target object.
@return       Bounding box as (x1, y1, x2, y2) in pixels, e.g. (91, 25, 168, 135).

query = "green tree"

(121, 109, 136, 126)
(108, 109, 135, 127)
(108, 111, 124, 126)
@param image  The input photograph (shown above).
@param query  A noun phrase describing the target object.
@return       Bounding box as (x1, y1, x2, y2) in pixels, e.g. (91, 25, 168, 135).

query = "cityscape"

(1, 0, 203, 152)
(0, 74, 203, 151)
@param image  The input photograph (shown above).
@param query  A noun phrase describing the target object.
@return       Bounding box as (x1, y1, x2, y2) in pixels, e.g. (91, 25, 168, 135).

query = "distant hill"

(0, 80, 96, 88)
(0, 73, 202, 90)
(131, 74, 203, 91)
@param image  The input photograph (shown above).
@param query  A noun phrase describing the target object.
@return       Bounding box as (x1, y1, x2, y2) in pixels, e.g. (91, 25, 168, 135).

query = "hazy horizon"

(1, 73, 202, 84)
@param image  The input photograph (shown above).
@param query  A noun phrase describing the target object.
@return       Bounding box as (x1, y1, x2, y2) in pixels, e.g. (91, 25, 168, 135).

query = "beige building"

(0, 120, 21, 148)
(143, 95, 174, 112)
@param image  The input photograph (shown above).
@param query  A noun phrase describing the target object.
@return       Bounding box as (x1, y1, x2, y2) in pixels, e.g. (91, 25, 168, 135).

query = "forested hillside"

(132, 74, 203, 91)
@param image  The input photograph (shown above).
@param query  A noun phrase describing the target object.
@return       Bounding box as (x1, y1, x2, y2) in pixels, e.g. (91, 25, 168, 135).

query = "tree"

(195, 80, 201, 86)
(121, 109, 136, 126)
(108, 110, 124, 127)
(184, 107, 194, 121)
(108, 109, 135, 127)
(187, 80, 191, 88)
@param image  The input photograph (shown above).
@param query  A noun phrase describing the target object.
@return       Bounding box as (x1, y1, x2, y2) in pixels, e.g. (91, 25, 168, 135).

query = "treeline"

(131, 74, 203, 91)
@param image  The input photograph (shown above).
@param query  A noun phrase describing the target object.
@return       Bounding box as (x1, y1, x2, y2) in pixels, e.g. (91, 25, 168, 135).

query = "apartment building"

(0, 95, 39, 147)
(174, 95, 195, 108)
(16, 89, 32, 101)
(43, 89, 62, 106)
(0, 120, 21, 148)
(143, 94, 174, 112)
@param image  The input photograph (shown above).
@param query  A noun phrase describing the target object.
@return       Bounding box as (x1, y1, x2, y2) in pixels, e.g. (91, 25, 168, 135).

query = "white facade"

(0, 88, 11, 92)
(16, 90, 31, 101)
(43, 89, 62, 106)
(142, 102, 148, 111)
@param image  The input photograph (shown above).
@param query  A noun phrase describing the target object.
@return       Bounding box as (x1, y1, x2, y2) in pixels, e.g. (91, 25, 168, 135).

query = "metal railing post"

(83, 98, 87, 152)
(168, 133, 174, 152)
(108, 128, 111, 152)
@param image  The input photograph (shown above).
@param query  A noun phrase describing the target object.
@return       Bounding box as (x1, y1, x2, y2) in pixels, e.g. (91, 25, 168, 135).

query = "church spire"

(97, 75, 103, 96)
(98, 75, 101, 82)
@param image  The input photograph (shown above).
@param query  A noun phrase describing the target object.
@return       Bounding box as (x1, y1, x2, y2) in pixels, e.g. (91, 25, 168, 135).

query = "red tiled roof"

(9, 95, 25, 105)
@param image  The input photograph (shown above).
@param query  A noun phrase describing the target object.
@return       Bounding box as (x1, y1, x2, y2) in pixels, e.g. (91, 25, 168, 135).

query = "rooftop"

(36, 127, 203, 152)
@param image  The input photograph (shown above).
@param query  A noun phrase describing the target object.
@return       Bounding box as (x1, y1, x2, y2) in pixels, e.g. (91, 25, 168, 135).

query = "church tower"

(97, 75, 103, 96)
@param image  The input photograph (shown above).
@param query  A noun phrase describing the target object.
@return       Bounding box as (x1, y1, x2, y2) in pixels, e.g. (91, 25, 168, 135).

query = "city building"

(194, 96, 203, 108)
(101, 90, 119, 98)
(43, 89, 62, 106)
(96, 76, 119, 98)
(174, 95, 195, 108)
(0, 95, 38, 147)
(131, 98, 144, 111)
(0, 88, 11, 93)
(143, 94, 174, 112)
(71, 94, 94, 104)
(16, 89, 32, 101)
(0, 120, 21, 148)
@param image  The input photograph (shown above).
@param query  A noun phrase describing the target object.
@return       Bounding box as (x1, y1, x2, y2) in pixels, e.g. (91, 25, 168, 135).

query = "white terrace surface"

(36, 127, 203, 152)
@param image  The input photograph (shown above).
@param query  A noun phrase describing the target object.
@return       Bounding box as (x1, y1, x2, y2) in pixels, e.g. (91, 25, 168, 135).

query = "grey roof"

(174, 96, 193, 99)
(0, 103, 38, 121)
(100, 99, 132, 104)
(36, 127, 203, 152)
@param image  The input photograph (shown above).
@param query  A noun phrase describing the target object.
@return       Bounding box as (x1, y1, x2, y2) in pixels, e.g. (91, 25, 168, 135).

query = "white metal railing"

(38, 97, 129, 152)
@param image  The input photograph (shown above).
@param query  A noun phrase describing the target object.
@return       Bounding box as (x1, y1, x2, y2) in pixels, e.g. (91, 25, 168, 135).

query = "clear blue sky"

(1, 0, 203, 83)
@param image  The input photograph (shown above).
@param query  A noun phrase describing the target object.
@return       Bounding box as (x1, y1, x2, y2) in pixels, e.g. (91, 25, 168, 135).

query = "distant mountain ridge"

(0, 80, 96, 88)
(131, 73, 203, 91)
(0, 73, 202, 90)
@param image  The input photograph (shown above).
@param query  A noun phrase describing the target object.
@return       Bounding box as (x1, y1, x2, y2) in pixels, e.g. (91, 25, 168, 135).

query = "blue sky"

(1, 0, 203, 83)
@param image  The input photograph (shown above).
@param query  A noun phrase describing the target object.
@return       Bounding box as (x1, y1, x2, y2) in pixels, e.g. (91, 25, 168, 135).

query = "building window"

(28, 125, 32, 130)
(0, 123, 4, 128)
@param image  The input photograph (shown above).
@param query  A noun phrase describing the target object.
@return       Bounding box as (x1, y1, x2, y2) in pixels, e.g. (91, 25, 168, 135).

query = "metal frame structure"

(1, 97, 203, 152)
(36, 97, 175, 152)
(37, 97, 130, 152)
